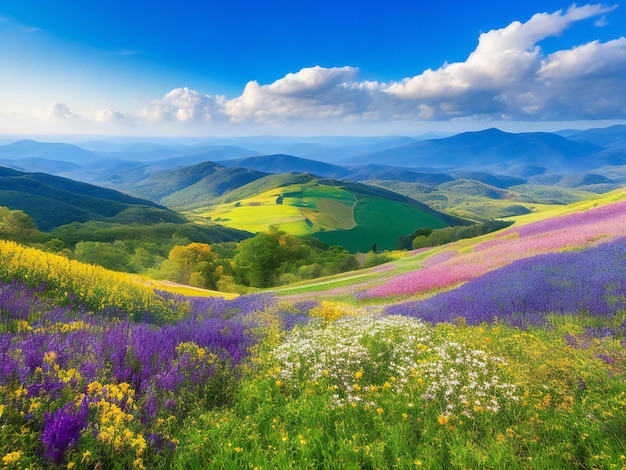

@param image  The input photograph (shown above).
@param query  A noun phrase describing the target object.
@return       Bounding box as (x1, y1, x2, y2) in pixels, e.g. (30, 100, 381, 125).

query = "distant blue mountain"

(560, 124, 626, 148)
(0, 140, 100, 164)
(220, 154, 351, 179)
(339, 128, 607, 175)
(0, 157, 82, 174)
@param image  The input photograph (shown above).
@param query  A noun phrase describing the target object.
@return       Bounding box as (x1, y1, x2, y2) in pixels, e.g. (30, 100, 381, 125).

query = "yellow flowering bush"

(309, 301, 352, 322)
(0, 240, 178, 322)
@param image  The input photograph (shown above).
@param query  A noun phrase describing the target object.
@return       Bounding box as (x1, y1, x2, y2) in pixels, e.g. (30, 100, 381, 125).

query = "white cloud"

(539, 37, 626, 79)
(535, 37, 626, 118)
(9, 3, 626, 135)
(215, 4, 625, 125)
(95, 108, 125, 123)
(43, 102, 80, 121)
(382, 3, 621, 120)
(140, 87, 225, 122)
(265, 65, 358, 96)
(224, 66, 369, 122)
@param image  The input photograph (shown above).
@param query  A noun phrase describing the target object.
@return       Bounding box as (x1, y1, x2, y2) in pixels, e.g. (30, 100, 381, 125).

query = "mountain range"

(1, 125, 626, 246)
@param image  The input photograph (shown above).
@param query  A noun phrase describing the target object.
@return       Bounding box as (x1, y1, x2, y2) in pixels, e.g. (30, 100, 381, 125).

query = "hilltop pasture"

(189, 179, 454, 252)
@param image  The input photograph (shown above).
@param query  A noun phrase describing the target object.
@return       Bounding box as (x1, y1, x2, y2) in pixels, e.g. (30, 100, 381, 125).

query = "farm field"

(1, 188, 626, 469)
(189, 183, 357, 236)
(187, 179, 454, 252)
(314, 196, 450, 253)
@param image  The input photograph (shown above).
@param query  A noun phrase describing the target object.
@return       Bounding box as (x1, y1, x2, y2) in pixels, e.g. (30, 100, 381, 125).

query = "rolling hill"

(94, 160, 271, 206)
(0, 166, 186, 231)
(561, 124, 626, 148)
(183, 173, 469, 252)
(2, 126, 625, 238)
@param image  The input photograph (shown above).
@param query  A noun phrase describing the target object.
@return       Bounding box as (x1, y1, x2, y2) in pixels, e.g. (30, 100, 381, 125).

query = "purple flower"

(596, 354, 616, 365)
(385, 237, 626, 328)
(41, 398, 88, 464)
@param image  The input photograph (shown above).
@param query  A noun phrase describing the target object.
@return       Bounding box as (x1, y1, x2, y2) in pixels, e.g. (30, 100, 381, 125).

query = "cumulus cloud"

(383, 3, 622, 120)
(214, 3, 626, 125)
(140, 87, 225, 122)
(224, 66, 374, 122)
(535, 37, 626, 118)
(43, 102, 80, 121)
(95, 108, 125, 123)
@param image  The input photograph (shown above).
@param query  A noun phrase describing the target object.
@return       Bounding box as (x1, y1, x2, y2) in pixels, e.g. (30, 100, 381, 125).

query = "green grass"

(171, 316, 626, 469)
(505, 186, 626, 226)
(266, 187, 626, 302)
(187, 179, 456, 252)
(314, 196, 450, 252)
(366, 180, 606, 222)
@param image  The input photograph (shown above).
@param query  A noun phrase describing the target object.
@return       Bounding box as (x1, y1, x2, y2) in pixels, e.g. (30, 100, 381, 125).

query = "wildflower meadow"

(1, 195, 626, 468)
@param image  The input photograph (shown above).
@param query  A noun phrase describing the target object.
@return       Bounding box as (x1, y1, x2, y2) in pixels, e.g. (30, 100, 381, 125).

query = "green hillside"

(0, 167, 251, 251)
(113, 161, 270, 206)
(185, 175, 466, 252)
(367, 178, 603, 222)
(161, 167, 270, 208)
(0, 167, 184, 230)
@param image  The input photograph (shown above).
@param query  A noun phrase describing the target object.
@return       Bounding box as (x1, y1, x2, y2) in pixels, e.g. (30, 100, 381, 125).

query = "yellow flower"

(81, 450, 92, 463)
(376, 407, 384, 415)
(28, 400, 42, 413)
(275, 380, 283, 387)
(67, 462, 76, 469)
(437, 415, 449, 425)
(354, 369, 364, 380)
(44, 351, 57, 364)
(2, 451, 22, 465)
(402, 413, 408, 420)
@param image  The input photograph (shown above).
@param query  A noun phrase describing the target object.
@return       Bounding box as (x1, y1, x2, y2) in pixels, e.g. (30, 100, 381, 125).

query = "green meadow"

(187, 180, 454, 253)
(314, 196, 451, 253)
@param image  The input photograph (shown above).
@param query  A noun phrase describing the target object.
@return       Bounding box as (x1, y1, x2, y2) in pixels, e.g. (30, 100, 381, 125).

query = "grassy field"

(187, 180, 455, 252)
(369, 180, 601, 222)
(191, 186, 312, 234)
(314, 196, 451, 252)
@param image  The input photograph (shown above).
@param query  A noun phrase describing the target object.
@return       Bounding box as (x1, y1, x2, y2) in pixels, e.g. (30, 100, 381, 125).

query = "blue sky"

(1, 1, 625, 136)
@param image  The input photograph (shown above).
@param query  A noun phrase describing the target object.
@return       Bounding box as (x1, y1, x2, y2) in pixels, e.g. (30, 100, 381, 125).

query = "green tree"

(162, 243, 222, 289)
(128, 247, 157, 273)
(233, 230, 309, 288)
(0, 209, 40, 242)
(74, 241, 131, 271)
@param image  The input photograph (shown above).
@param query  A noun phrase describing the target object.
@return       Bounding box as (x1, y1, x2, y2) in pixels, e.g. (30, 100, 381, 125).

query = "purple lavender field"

(386, 237, 626, 328)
